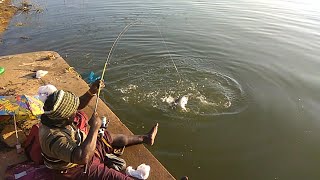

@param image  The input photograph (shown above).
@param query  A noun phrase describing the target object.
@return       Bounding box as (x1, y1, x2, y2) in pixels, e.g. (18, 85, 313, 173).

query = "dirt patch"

(0, 0, 16, 35)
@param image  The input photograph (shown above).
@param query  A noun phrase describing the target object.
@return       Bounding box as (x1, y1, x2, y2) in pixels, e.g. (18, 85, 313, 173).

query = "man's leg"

(110, 123, 158, 147)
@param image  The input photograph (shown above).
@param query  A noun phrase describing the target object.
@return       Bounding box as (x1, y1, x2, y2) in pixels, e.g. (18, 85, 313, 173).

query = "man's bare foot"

(145, 123, 158, 145)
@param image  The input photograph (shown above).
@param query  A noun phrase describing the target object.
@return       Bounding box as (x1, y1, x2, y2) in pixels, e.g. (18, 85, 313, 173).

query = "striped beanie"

(44, 90, 80, 120)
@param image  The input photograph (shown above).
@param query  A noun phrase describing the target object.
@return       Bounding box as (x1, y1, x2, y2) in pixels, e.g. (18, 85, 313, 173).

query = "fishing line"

(155, 24, 182, 84)
(92, 20, 183, 115)
(154, 23, 190, 111)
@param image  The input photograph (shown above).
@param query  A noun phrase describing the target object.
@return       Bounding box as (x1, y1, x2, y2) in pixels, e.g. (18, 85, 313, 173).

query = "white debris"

(36, 70, 48, 79)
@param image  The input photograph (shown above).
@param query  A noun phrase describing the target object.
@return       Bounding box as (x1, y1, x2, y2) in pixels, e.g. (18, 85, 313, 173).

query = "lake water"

(1, 0, 320, 179)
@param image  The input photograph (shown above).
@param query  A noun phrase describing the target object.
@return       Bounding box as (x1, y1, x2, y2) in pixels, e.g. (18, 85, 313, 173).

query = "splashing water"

(162, 95, 189, 111)
(110, 68, 246, 116)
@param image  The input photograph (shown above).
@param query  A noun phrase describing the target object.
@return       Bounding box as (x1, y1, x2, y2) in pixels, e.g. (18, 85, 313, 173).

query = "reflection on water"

(1, 0, 320, 179)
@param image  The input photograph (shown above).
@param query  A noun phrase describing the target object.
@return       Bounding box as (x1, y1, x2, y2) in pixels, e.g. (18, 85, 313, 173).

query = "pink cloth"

(73, 110, 89, 134)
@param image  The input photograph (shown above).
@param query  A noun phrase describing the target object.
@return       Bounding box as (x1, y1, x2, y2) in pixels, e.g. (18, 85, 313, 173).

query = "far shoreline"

(0, 0, 16, 35)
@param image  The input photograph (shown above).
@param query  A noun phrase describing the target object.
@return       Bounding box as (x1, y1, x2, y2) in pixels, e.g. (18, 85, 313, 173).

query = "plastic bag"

(87, 71, 101, 84)
(126, 163, 150, 180)
(35, 70, 48, 79)
(38, 84, 57, 102)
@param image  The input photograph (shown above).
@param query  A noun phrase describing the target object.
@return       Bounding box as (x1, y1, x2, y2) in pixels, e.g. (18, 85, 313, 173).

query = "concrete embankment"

(0, 51, 175, 180)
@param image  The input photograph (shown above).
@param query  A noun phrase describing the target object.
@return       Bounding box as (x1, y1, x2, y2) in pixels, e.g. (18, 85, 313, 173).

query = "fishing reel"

(98, 116, 110, 137)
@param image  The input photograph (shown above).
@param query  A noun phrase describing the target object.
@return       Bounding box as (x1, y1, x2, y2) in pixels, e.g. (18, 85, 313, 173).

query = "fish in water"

(171, 95, 189, 111)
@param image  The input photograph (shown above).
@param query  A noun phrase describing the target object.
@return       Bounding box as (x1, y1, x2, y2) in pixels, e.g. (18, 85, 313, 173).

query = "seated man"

(39, 80, 158, 179)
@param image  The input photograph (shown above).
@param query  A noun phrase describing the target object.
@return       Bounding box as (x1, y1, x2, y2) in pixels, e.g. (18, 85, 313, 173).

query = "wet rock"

(0, 125, 26, 147)
(15, 22, 24, 26)
(20, 36, 30, 40)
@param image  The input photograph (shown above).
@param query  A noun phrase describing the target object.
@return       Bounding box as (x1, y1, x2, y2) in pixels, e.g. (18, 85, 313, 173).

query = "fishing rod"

(93, 21, 137, 113)
(84, 21, 136, 174)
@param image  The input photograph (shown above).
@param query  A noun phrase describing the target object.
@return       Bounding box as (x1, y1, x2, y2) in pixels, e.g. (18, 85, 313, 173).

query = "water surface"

(1, 0, 320, 179)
